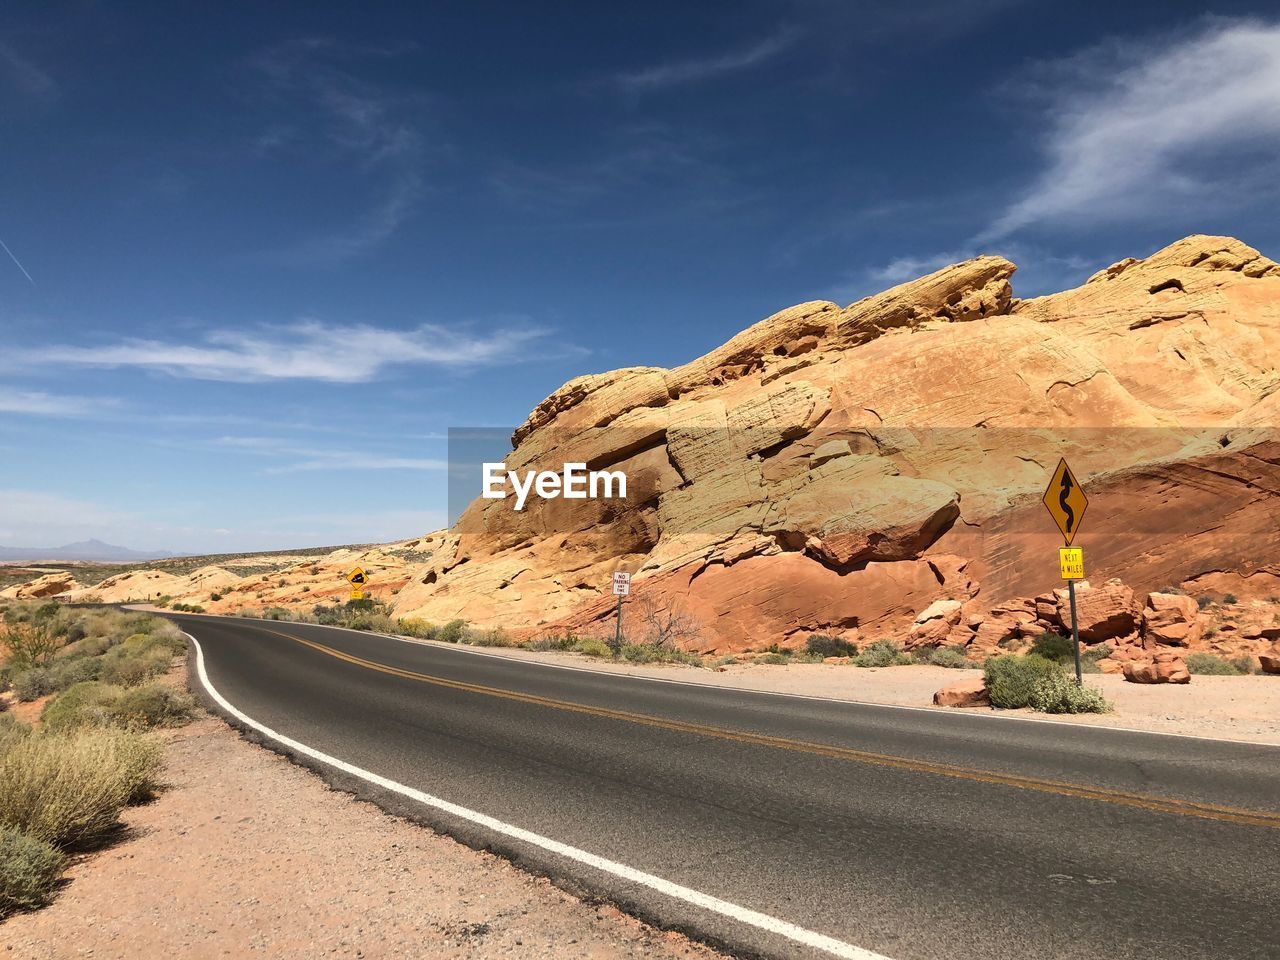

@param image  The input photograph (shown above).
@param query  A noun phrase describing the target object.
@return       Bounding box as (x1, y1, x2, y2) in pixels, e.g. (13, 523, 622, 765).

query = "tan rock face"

(0, 571, 80, 600)
(390, 235, 1280, 652)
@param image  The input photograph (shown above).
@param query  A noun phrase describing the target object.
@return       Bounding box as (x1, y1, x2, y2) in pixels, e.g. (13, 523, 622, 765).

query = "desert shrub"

(526, 634, 576, 652)
(983, 654, 1063, 709)
(571, 637, 612, 657)
(396, 618, 436, 639)
(0, 614, 61, 670)
(210, 592, 223, 602)
(110, 684, 196, 728)
(1184, 652, 1242, 676)
(436, 619, 466, 643)
(1223, 593, 1238, 605)
(619, 643, 702, 666)
(0, 727, 162, 847)
(635, 596, 702, 648)
(1082, 643, 1112, 662)
(758, 652, 790, 665)
(1229, 655, 1258, 675)
(40, 682, 125, 732)
(854, 640, 911, 668)
(1028, 631, 1074, 665)
(1028, 672, 1111, 714)
(0, 826, 66, 916)
(260, 607, 292, 621)
(1196, 595, 1214, 610)
(0, 715, 31, 754)
(804, 634, 858, 658)
(462, 627, 516, 648)
(11, 667, 55, 702)
(98, 644, 171, 688)
(712, 655, 738, 667)
(926, 646, 970, 669)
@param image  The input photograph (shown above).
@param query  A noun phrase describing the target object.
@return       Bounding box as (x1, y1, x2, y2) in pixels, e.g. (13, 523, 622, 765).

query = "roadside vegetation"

(0, 603, 196, 918)
(983, 653, 1111, 714)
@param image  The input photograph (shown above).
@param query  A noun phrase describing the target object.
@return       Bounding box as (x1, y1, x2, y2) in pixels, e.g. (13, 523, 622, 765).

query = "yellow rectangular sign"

(1059, 547, 1085, 580)
(349, 588, 365, 601)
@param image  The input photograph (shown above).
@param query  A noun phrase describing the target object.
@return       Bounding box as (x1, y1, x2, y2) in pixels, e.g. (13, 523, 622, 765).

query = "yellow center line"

(260, 626, 1280, 830)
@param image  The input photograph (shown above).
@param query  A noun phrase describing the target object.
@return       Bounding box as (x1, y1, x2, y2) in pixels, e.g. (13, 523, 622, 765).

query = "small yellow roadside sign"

(347, 567, 368, 585)
(1059, 547, 1085, 580)
(349, 588, 365, 601)
(1042, 458, 1088, 545)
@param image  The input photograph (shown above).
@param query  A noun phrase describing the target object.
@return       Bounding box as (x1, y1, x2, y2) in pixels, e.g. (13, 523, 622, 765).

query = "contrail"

(0, 237, 35, 286)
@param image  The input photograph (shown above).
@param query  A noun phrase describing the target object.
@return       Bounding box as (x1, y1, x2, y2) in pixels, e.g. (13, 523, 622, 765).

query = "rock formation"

(6, 234, 1280, 659)
(392, 235, 1280, 652)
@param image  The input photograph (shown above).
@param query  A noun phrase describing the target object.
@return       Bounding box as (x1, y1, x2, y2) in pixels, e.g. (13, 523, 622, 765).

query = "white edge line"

(180, 610, 1280, 750)
(184, 630, 892, 960)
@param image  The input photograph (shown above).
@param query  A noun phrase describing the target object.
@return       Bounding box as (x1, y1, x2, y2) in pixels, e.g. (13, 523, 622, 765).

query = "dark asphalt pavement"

(173, 613, 1280, 960)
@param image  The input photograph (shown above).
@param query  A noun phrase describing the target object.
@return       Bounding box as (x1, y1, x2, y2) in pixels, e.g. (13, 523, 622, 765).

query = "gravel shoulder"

(403, 640, 1280, 745)
(2, 687, 726, 960)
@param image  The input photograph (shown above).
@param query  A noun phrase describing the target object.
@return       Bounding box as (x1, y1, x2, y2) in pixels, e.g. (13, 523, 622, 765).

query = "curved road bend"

(171, 613, 1280, 960)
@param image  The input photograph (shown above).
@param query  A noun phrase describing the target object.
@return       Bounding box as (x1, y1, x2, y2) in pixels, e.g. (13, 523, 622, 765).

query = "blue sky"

(3, 2, 1280, 553)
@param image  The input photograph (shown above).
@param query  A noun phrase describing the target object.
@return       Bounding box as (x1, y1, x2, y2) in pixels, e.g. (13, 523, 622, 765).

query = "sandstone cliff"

(391, 235, 1280, 651)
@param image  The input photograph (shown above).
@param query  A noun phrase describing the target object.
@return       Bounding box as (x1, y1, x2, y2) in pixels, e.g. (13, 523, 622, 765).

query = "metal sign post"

(611, 572, 631, 654)
(1044, 460, 1089, 684)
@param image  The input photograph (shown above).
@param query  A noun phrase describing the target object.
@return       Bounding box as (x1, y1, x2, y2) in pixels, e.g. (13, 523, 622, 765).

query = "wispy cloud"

(213, 435, 447, 474)
(0, 40, 57, 101)
(248, 38, 432, 263)
(986, 18, 1280, 239)
(0, 236, 36, 285)
(615, 28, 800, 92)
(12, 319, 551, 384)
(0, 388, 104, 417)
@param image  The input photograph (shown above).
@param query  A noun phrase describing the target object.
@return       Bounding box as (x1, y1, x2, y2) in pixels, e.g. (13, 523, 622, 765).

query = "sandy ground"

(406, 641, 1280, 745)
(2, 708, 726, 960)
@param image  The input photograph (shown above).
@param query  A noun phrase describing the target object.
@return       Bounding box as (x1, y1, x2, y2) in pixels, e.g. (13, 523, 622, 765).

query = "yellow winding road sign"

(1043, 458, 1088, 545)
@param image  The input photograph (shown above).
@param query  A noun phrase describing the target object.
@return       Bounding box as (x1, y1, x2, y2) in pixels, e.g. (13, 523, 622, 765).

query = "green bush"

(619, 643, 702, 665)
(1027, 672, 1111, 714)
(983, 654, 1064, 709)
(804, 634, 858, 658)
(1196, 595, 1214, 610)
(1230, 655, 1258, 675)
(436, 619, 466, 643)
(0, 826, 65, 916)
(98, 645, 172, 687)
(758, 652, 790, 665)
(462, 627, 516, 647)
(0, 727, 162, 847)
(526, 634, 576, 652)
(1028, 632, 1074, 664)
(395, 618, 436, 639)
(1185, 652, 1243, 676)
(11, 667, 55, 702)
(571, 637, 612, 657)
(1223, 593, 1238, 605)
(854, 640, 911, 668)
(40, 682, 126, 732)
(926, 646, 970, 669)
(1082, 643, 1112, 662)
(110, 684, 195, 728)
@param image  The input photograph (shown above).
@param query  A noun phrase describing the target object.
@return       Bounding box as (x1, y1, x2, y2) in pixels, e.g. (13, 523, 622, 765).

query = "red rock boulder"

(1123, 649, 1191, 684)
(1141, 592, 1203, 647)
(933, 676, 989, 708)
(1259, 648, 1280, 675)
(1056, 580, 1140, 644)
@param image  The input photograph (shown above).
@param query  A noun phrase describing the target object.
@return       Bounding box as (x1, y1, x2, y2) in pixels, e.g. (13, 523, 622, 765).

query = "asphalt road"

(173, 613, 1280, 960)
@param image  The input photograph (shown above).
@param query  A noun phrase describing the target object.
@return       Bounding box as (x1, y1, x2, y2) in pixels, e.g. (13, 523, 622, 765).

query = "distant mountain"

(0, 539, 176, 563)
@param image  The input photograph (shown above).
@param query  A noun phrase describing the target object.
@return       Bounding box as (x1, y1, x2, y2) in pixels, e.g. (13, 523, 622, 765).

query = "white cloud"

(986, 19, 1280, 238)
(616, 28, 799, 92)
(0, 388, 104, 416)
(15, 320, 549, 383)
(0, 41, 56, 101)
(212, 435, 447, 473)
